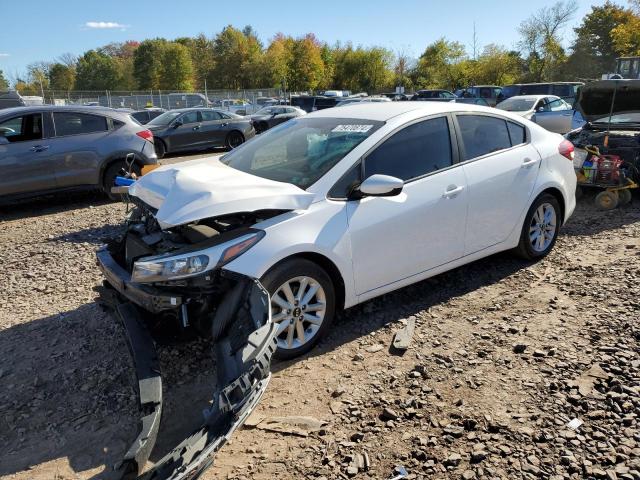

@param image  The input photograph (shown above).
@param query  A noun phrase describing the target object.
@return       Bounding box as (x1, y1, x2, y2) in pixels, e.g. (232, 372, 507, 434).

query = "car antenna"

(604, 80, 619, 148)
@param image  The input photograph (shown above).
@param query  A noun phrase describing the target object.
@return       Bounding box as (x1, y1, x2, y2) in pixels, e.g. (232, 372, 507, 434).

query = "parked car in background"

(131, 107, 166, 125)
(336, 97, 392, 107)
(100, 102, 576, 359)
(412, 89, 456, 100)
(381, 92, 412, 101)
(501, 82, 583, 105)
(451, 97, 490, 106)
(217, 99, 256, 116)
(497, 95, 579, 133)
(459, 85, 504, 106)
(0, 91, 26, 110)
(249, 106, 306, 133)
(321, 90, 351, 97)
(0, 105, 157, 200)
(567, 79, 640, 180)
(146, 108, 254, 158)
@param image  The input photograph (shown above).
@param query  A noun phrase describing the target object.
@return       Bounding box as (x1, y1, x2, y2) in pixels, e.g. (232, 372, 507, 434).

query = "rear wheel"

(102, 161, 141, 201)
(260, 259, 335, 360)
(514, 193, 561, 260)
(225, 131, 245, 150)
(154, 139, 166, 159)
(595, 191, 618, 210)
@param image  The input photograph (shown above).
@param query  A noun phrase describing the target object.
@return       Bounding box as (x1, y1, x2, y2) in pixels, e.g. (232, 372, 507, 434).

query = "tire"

(102, 161, 141, 201)
(225, 131, 245, 150)
(260, 258, 335, 360)
(154, 139, 166, 159)
(514, 193, 561, 260)
(258, 121, 269, 133)
(617, 189, 632, 205)
(595, 191, 619, 210)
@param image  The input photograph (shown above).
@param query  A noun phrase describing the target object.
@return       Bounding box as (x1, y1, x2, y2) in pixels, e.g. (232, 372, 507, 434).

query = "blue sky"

(0, 0, 612, 80)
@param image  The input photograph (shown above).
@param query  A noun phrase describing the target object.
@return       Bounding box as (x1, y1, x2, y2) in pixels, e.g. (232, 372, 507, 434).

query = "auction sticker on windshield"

(332, 124, 374, 133)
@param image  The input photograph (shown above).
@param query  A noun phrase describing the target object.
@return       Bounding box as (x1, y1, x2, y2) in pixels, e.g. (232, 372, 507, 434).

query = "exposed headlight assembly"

(131, 231, 264, 283)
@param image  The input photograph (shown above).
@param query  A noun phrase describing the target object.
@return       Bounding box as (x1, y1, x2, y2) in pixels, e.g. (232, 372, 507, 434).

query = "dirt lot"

(0, 168, 638, 479)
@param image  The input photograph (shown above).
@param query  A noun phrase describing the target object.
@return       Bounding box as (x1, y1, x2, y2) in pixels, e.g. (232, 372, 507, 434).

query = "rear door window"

(364, 116, 453, 181)
(53, 112, 108, 136)
(457, 115, 512, 160)
(0, 113, 43, 142)
(201, 110, 222, 121)
(507, 122, 526, 146)
(180, 111, 200, 124)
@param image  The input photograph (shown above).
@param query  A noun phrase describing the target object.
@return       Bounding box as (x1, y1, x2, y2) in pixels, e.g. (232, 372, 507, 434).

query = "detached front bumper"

(96, 247, 277, 480)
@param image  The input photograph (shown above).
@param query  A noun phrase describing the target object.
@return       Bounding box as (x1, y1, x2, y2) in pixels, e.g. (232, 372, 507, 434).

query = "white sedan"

(496, 95, 577, 132)
(102, 102, 577, 359)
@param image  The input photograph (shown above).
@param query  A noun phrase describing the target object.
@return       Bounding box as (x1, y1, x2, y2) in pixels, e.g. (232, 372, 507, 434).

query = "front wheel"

(514, 193, 561, 260)
(225, 131, 245, 150)
(261, 259, 335, 360)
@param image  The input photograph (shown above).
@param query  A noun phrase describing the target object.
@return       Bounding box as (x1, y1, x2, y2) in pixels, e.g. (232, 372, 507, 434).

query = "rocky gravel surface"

(0, 187, 638, 480)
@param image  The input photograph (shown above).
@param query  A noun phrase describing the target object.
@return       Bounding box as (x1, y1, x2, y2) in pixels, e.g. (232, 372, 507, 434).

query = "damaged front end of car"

(96, 199, 281, 479)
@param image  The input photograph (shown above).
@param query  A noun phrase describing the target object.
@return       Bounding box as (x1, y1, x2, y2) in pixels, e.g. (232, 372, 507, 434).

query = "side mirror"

(173, 120, 183, 128)
(357, 174, 404, 197)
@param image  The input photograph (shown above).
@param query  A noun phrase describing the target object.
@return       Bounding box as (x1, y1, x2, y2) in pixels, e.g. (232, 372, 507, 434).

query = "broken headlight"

(131, 231, 264, 283)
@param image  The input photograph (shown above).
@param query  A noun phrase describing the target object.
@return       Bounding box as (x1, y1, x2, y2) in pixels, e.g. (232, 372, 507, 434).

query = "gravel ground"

(0, 168, 638, 480)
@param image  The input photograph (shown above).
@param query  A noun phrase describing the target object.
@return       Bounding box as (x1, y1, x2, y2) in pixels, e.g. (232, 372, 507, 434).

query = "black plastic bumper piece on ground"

(115, 302, 163, 480)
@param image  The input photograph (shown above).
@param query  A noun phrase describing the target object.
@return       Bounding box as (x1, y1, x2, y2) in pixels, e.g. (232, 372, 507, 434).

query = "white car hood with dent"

(129, 157, 315, 229)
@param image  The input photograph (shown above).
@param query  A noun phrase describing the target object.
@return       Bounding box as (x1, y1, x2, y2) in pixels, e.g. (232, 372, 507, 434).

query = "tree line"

(3, 0, 640, 96)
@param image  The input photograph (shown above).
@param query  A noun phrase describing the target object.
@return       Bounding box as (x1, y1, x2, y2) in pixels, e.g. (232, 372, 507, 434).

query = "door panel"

(199, 110, 226, 146)
(347, 168, 468, 295)
(462, 144, 541, 253)
(533, 110, 574, 133)
(0, 112, 57, 195)
(50, 111, 109, 187)
(170, 111, 202, 150)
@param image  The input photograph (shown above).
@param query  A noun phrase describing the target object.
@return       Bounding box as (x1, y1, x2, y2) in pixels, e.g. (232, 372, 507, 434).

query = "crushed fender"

(99, 277, 277, 480)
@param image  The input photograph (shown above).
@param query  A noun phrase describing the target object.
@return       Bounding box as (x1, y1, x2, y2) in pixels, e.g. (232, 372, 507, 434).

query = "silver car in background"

(0, 105, 157, 201)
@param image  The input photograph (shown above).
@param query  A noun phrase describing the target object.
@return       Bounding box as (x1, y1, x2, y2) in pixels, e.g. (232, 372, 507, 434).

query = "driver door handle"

(192, 125, 201, 131)
(442, 185, 464, 198)
(522, 157, 538, 168)
(29, 145, 49, 152)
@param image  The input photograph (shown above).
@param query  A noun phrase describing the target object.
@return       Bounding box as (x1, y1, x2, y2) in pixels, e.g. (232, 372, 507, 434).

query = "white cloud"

(85, 21, 128, 30)
(0, 53, 9, 57)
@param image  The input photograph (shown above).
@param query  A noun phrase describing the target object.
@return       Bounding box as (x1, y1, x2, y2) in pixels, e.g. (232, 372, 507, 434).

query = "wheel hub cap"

(271, 276, 326, 350)
(529, 203, 557, 252)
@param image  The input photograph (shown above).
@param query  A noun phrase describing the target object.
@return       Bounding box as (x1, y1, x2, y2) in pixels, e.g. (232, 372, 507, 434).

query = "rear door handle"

(29, 145, 49, 152)
(442, 185, 464, 198)
(192, 125, 201, 130)
(522, 157, 538, 168)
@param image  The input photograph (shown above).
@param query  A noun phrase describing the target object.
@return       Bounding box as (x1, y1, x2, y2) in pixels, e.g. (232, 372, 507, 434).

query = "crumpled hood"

(577, 80, 640, 122)
(129, 157, 314, 229)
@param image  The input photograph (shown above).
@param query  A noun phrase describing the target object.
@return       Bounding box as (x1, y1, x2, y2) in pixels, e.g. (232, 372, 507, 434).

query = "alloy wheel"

(271, 276, 326, 350)
(529, 202, 557, 252)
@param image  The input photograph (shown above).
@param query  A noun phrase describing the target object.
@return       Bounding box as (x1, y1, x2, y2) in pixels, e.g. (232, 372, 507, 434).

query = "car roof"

(309, 101, 494, 121)
(504, 95, 559, 101)
(0, 104, 134, 118)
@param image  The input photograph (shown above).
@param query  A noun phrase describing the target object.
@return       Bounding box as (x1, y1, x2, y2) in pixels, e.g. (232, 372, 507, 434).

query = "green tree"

(412, 38, 468, 89)
(133, 39, 167, 89)
(289, 34, 326, 91)
(75, 50, 120, 90)
(564, 2, 636, 79)
(100, 41, 139, 90)
(48, 63, 76, 91)
(612, 15, 640, 56)
(211, 25, 265, 89)
(518, 1, 577, 82)
(0, 70, 8, 90)
(473, 44, 522, 85)
(176, 34, 215, 89)
(160, 42, 194, 90)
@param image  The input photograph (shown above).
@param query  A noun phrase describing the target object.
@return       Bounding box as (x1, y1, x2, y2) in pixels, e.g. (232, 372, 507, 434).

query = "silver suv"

(0, 105, 158, 201)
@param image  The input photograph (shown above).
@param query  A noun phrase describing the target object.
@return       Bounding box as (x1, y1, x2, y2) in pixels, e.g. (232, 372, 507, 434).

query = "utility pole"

(472, 22, 478, 60)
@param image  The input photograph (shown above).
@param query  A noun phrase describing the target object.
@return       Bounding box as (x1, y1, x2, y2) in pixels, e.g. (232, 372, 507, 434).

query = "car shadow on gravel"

(51, 223, 126, 245)
(0, 190, 112, 222)
(0, 302, 139, 479)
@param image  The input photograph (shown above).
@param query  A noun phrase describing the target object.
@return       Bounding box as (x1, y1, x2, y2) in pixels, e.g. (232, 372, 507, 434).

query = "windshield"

(147, 111, 182, 126)
(496, 98, 536, 111)
(592, 112, 640, 124)
(221, 117, 383, 189)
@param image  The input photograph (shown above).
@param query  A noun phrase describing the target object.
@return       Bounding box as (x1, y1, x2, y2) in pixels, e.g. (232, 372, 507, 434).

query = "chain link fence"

(31, 88, 285, 114)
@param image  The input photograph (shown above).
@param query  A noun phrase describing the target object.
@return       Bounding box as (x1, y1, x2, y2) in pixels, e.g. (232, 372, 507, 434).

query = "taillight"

(558, 139, 574, 161)
(136, 129, 153, 142)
